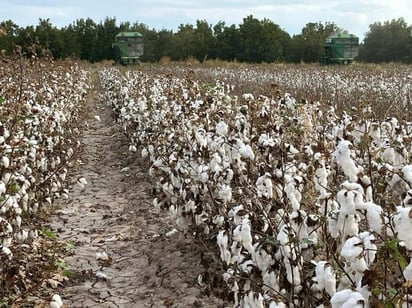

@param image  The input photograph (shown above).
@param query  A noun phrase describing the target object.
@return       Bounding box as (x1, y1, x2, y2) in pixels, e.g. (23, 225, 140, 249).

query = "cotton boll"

(403, 258, 412, 280)
(341, 236, 363, 262)
(313, 260, 336, 297)
(218, 184, 232, 203)
(394, 207, 412, 249)
(241, 291, 264, 308)
(239, 143, 255, 160)
(233, 218, 254, 256)
(2, 156, 9, 168)
(268, 301, 287, 308)
(365, 202, 383, 234)
(216, 120, 229, 136)
(256, 173, 273, 199)
(334, 140, 359, 182)
(49, 294, 63, 308)
(217, 230, 231, 264)
(331, 289, 365, 308)
(262, 270, 280, 295)
(358, 234, 376, 268)
(402, 165, 412, 185)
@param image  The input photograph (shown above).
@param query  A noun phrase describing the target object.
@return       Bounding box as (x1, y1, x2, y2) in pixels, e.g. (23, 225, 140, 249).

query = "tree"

(0, 20, 19, 54)
(359, 18, 412, 63)
(288, 22, 340, 63)
(73, 18, 98, 62)
(174, 24, 196, 60)
(213, 22, 240, 61)
(238, 15, 290, 63)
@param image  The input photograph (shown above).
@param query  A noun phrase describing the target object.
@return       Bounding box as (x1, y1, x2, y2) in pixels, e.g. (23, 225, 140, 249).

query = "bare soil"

(49, 85, 229, 308)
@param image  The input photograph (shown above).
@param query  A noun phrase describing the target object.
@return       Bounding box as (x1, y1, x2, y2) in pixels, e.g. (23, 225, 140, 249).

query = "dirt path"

(49, 83, 228, 308)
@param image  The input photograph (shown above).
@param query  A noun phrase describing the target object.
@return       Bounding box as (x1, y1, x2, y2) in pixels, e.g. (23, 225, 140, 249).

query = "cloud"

(0, 0, 410, 41)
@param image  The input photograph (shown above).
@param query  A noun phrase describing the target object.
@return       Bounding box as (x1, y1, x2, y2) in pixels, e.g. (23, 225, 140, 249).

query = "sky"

(1, 0, 411, 42)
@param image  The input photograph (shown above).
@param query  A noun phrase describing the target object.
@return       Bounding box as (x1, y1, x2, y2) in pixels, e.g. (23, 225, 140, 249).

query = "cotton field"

(0, 58, 89, 302)
(99, 63, 412, 307)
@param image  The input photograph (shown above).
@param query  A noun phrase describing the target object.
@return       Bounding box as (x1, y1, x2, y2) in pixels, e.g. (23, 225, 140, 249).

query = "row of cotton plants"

(0, 58, 89, 301)
(100, 66, 412, 307)
(146, 63, 412, 118)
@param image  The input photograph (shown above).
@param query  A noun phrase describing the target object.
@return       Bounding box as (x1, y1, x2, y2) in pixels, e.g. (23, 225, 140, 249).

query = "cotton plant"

(100, 66, 412, 306)
(333, 139, 360, 182)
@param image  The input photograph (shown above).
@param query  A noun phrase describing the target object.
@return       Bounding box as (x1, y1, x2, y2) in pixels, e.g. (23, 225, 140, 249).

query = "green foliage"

(40, 227, 57, 240)
(359, 18, 412, 63)
(0, 16, 410, 63)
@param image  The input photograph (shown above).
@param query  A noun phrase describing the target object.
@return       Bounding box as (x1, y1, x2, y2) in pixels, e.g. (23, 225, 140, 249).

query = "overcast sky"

(1, 0, 411, 41)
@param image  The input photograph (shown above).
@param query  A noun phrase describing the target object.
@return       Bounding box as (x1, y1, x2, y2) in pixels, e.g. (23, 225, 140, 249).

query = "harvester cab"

(319, 32, 359, 64)
(112, 32, 144, 65)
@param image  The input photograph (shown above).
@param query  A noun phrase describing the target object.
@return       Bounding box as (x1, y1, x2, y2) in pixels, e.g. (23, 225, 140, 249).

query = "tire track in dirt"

(49, 81, 228, 308)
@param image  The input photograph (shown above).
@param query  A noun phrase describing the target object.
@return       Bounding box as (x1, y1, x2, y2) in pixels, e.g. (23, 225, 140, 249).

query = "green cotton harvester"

(112, 32, 144, 65)
(319, 32, 359, 64)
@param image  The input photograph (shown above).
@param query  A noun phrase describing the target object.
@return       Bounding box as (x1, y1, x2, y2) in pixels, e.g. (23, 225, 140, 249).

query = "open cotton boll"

(394, 207, 412, 249)
(313, 260, 336, 297)
(49, 294, 63, 308)
(233, 218, 254, 256)
(216, 120, 229, 136)
(341, 236, 363, 262)
(402, 165, 412, 185)
(334, 140, 359, 182)
(239, 143, 255, 160)
(217, 230, 231, 264)
(218, 184, 232, 203)
(403, 258, 412, 281)
(365, 202, 383, 234)
(331, 289, 365, 308)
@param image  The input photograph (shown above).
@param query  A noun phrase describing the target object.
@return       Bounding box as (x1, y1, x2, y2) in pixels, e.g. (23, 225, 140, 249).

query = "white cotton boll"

(337, 190, 356, 216)
(351, 257, 368, 273)
(263, 270, 280, 294)
(269, 301, 287, 308)
(403, 258, 412, 280)
(336, 205, 359, 238)
(0, 181, 5, 195)
(403, 190, 412, 207)
(359, 231, 377, 266)
(314, 261, 336, 297)
(256, 174, 273, 199)
(284, 258, 301, 286)
(254, 245, 274, 273)
(0, 245, 12, 258)
(141, 147, 149, 159)
(212, 215, 224, 227)
(242, 93, 254, 100)
(217, 230, 231, 264)
(218, 184, 232, 203)
(341, 236, 363, 262)
(394, 207, 412, 249)
(209, 153, 222, 173)
(334, 140, 359, 182)
(129, 144, 137, 152)
(285, 143, 299, 154)
(49, 294, 63, 308)
(216, 120, 229, 136)
(96, 251, 109, 261)
(402, 165, 412, 185)
(239, 143, 255, 160)
(285, 182, 301, 211)
(365, 202, 383, 234)
(2, 156, 9, 168)
(241, 291, 264, 308)
(331, 289, 365, 308)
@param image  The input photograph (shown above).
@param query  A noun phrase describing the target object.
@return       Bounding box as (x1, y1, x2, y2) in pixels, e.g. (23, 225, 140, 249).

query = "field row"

(0, 58, 89, 304)
(100, 64, 412, 307)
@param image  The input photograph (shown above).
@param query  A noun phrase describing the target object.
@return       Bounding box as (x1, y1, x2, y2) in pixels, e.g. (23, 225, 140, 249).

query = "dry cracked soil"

(48, 83, 229, 308)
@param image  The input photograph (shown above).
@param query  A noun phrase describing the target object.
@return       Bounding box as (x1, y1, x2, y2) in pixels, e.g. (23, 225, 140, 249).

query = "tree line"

(0, 16, 411, 63)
